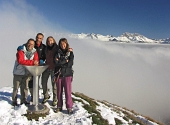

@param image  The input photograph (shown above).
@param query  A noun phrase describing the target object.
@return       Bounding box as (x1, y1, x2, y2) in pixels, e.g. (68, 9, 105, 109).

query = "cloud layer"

(70, 38, 170, 123)
(0, 0, 170, 124)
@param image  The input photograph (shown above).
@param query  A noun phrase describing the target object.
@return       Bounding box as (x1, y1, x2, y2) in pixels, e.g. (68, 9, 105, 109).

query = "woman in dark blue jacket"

(54, 38, 74, 114)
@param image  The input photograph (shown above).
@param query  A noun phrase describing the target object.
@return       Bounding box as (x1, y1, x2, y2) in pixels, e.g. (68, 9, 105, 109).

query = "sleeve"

(42, 45, 46, 61)
(33, 52, 39, 62)
(67, 52, 74, 67)
(54, 51, 74, 67)
(17, 51, 36, 66)
(17, 45, 24, 51)
(54, 51, 66, 67)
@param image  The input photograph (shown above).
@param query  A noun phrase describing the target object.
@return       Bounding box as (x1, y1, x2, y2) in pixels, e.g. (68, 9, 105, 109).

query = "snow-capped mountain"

(70, 32, 169, 44)
(0, 87, 162, 125)
(116, 32, 157, 43)
(71, 33, 115, 42)
(161, 38, 170, 44)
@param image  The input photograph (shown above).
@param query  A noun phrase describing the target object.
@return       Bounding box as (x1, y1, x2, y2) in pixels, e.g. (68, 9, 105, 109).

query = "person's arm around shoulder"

(67, 51, 74, 67)
(17, 45, 24, 51)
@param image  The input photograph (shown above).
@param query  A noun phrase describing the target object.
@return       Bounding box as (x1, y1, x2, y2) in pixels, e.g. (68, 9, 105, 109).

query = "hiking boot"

(54, 107, 62, 113)
(67, 108, 73, 114)
(52, 100, 57, 106)
(21, 101, 30, 105)
(42, 96, 50, 104)
(12, 101, 18, 106)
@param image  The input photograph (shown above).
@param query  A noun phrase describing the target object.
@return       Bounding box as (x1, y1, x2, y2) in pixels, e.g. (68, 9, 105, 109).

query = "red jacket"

(13, 46, 39, 75)
(17, 50, 39, 65)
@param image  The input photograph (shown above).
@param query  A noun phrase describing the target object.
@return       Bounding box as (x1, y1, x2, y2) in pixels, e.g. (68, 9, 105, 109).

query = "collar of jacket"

(47, 44, 55, 50)
(22, 46, 36, 53)
(35, 42, 42, 48)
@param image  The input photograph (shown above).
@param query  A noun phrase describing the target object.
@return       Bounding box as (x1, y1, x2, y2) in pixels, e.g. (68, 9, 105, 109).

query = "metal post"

(24, 65, 49, 114)
(33, 76, 39, 105)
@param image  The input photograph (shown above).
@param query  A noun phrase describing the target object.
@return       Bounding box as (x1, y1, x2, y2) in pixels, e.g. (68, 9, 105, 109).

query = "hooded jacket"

(13, 45, 39, 75)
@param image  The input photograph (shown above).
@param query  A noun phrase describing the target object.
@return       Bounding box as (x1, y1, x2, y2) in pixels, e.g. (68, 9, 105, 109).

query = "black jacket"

(54, 49, 74, 77)
(34, 43, 46, 61)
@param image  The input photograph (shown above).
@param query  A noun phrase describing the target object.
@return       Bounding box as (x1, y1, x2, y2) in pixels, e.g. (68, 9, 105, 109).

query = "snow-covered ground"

(0, 86, 161, 125)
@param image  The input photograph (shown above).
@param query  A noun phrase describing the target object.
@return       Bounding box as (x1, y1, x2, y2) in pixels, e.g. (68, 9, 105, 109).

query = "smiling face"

(47, 37, 55, 46)
(36, 34, 44, 45)
(60, 41, 67, 50)
(27, 40, 35, 51)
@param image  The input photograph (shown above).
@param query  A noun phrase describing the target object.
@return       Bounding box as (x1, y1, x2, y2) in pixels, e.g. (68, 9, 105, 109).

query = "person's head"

(26, 38, 35, 51)
(36, 33, 44, 45)
(46, 36, 56, 46)
(59, 38, 69, 50)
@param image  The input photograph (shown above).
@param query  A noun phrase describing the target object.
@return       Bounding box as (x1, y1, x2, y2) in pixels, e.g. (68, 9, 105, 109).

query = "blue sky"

(26, 0, 170, 39)
(1, 0, 170, 39)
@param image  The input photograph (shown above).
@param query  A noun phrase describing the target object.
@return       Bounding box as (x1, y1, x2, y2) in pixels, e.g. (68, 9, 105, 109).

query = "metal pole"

(33, 76, 39, 105)
(24, 65, 49, 113)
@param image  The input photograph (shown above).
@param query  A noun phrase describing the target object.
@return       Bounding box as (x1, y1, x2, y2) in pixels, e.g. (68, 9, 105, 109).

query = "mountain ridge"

(70, 32, 170, 44)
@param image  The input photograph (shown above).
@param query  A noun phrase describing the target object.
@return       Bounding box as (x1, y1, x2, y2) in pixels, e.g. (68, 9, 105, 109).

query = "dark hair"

(27, 38, 35, 44)
(46, 36, 57, 45)
(58, 38, 69, 50)
(26, 38, 35, 47)
(36, 33, 44, 39)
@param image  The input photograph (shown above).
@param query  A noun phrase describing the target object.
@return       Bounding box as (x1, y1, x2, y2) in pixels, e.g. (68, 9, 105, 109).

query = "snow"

(0, 87, 160, 125)
(0, 87, 92, 125)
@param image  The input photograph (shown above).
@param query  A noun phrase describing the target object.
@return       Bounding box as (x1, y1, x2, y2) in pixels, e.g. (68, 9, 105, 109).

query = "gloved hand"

(39, 60, 45, 65)
(17, 45, 24, 51)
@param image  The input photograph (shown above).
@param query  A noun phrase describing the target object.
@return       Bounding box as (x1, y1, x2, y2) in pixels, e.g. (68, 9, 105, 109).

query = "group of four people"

(12, 33, 74, 114)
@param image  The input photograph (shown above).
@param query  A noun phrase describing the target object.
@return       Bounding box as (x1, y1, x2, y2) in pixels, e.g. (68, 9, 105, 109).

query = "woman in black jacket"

(54, 38, 74, 114)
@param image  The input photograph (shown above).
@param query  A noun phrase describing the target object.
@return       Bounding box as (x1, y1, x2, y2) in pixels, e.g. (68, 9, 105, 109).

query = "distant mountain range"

(70, 32, 170, 44)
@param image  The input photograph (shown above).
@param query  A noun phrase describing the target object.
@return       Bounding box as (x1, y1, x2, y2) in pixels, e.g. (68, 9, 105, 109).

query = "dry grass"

(72, 92, 109, 125)
(100, 100, 164, 125)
